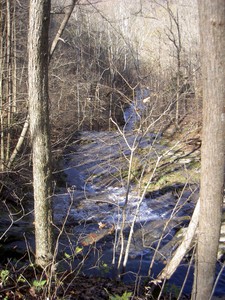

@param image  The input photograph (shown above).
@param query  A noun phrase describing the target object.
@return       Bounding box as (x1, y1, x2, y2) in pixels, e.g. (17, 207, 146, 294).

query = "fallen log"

(80, 224, 115, 246)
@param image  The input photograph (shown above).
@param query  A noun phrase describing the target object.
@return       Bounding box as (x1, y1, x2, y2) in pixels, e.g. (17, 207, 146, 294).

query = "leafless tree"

(28, 0, 53, 268)
(192, 1, 225, 299)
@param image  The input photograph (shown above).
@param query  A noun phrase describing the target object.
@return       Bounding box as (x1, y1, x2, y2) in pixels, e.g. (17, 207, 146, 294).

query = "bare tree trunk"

(163, 2, 182, 127)
(49, 0, 78, 61)
(0, 0, 17, 170)
(28, 0, 53, 268)
(0, 1, 5, 171)
(6, 0, 12, 162)
(12, 0, 17, 113)
(192, 1, 225, 299)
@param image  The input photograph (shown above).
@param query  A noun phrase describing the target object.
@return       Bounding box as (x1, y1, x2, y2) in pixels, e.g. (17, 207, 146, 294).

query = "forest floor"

(0, 271, 191, 299)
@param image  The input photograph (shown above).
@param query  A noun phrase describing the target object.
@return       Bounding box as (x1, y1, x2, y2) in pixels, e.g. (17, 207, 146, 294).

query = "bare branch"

(152, 199, 200, 283)
(49, 0, 79, 61)
(7, 115, 29, 169)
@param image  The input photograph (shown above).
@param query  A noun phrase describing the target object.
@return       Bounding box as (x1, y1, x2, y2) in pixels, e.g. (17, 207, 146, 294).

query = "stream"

(1, 90, 225, 298)
(52, 129, 225, 298)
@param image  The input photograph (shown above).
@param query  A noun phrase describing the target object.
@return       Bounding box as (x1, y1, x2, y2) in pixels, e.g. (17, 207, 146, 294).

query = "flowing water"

(52, 86, 225, 297)
(52, 129, 225, 298)
(2, 89, 225, 297)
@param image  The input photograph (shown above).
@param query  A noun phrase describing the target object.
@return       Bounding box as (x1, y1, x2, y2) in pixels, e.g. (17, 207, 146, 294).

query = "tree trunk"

(28, 0, 53, 268)
(0, 0, 5, 171)
(192, 1, 225, 299)
(6, 0, 12, 162)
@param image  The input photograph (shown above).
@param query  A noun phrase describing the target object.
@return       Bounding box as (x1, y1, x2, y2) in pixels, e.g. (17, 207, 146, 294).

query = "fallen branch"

(80, 225, 115, 246)
(7, 115, 29, 169)
(152, 198, 200, 283)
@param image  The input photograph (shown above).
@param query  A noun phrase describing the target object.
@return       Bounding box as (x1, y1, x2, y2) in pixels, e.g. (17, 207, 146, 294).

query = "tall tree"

(192, 1, 225, 299)
(0, 0, 6, 171)
(164, 1, 182, 127)
(28, 0, 53, 268)
(0, 0, 16, 170)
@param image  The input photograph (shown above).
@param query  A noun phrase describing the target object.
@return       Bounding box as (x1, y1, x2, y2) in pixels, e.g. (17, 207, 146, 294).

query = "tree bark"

(192, 1, 225, 299)
(28, 0, 53, 268)
(0, 0, 5, 171)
